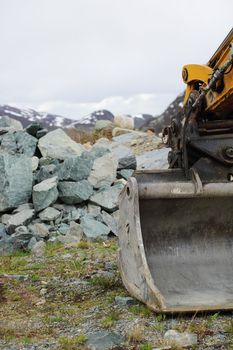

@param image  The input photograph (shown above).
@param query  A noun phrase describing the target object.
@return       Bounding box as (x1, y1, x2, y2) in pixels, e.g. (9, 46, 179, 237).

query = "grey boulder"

(0, 153, 33, 212)
(80, 215, 110, 238)
(6, 209, 34, 234)
(38, 128, 85, 160)
(58, 180, 93, 204)
(90, 185, 123, 212)
(0, 130, 37, 156)
(58, 153, 94, 181)
(39, 207, 60, 221)
(33, 177, 58, 212)
(86, 331, 125, 350)
(88, 153, 118, 188)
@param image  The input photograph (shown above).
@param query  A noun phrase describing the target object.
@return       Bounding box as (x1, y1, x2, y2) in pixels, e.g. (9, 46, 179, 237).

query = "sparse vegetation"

(58, 335, 87, 349)
(0, 241, 233, 349)
(128, 324, 145, 343)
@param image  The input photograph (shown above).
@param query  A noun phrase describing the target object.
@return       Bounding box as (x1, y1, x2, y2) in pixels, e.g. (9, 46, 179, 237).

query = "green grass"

(140, 343, 153, 350)
(129, 304, 152, 318)
(101, 310, 120, 328)
(58, 335, 87, 349)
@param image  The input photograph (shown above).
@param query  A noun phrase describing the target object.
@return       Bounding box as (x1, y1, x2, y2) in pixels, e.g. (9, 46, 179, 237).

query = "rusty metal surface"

(118, 172, 233, 312)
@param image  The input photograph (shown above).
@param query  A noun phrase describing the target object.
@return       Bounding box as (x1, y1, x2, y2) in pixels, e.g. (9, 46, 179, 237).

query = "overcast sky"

(0, 0, 232, 119)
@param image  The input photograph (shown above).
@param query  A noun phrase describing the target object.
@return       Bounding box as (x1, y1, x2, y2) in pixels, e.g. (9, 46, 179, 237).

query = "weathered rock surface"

(58, 221, 84, 244)
(31, 223, 49, 238)
(88, 153, 118, 188)
(31, 240, 46, 257)
(86, 331, 125, 350)
(0, 130, 37, 156)
(81, 216, 110, 238)
(39, 207, 60, 221)
(58, 180, 93, 204)
(38, 128, 85, 160)
(90, 185, 123, 212)
(6, 209, 34, 234)
(58, 153, 94, 181)
(0, 153, 33, 212)
(33, 177, 58, 212)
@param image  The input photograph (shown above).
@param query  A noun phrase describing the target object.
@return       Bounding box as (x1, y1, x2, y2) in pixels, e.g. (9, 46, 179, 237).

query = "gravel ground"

(1, 239, 233, 350)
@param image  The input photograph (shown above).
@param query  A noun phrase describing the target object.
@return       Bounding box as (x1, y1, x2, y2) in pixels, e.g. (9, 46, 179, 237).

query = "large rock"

(95, 120, 113, 131)
(136, 148, 169, 169)
(0, 153, 33, 212)
(58, 180, 93, 204)
(6, 209, 34, 234)
(33, 177, 58, 212)
(58, 153, 94, 181)
(36, 160, 60, 183)
(88, 153, 118, 188)
(0, 116, 23, 130)
(114, 115, 134, 129)
(38, 128, 85, 160)
(0, 130, 37, 156)
(109, 143, 136, 170)
(101, 210, 118, 235)
(80, 216, 110, 238)
(39, 207, 60, 221)
(31, 223, 49, 238)
(90, 184, 123, 212)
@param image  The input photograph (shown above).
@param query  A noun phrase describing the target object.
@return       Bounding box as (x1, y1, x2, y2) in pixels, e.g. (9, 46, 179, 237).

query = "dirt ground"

(1, 239, 233, 350)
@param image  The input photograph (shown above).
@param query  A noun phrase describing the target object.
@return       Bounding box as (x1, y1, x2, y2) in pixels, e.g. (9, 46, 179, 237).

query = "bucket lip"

(119, 177, 167, 309)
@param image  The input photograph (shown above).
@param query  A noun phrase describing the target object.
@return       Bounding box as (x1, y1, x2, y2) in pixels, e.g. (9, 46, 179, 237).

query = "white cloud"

(0, 0, 232, 115)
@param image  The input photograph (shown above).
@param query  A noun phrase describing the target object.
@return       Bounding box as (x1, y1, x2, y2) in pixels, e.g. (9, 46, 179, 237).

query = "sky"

(0, 0, 232, 119)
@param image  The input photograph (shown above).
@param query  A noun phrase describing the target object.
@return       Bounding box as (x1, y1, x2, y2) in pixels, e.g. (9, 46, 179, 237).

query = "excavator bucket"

(118, 169, 233, 312)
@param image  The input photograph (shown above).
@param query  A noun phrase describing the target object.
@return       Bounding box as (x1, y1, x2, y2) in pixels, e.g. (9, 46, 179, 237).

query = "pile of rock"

(0, 116, 137, 255)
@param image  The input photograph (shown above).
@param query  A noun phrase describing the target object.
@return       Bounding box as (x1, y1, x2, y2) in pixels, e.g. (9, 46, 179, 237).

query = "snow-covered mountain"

(145, 93, 184, 134)
(0, 104, 154, 130)
(0, 105, 73, 130)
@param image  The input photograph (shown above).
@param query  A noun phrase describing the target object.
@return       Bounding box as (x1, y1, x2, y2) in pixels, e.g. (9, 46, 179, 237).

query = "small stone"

(31, 240, 46, 258)
(28, 237, 37, 250)
(3, 274, 29, 281)
(33, 177, 58, 212)
(86, 331, 125, 350)
(164, 330, 197, 347)
(40, 288, 47, 296)
(36, 128, 48, 138)
(58, 221, 84, 244)
(31, 223, 49, 238)
(39, 207, 60, 222)
(115, 296, 137, 306)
